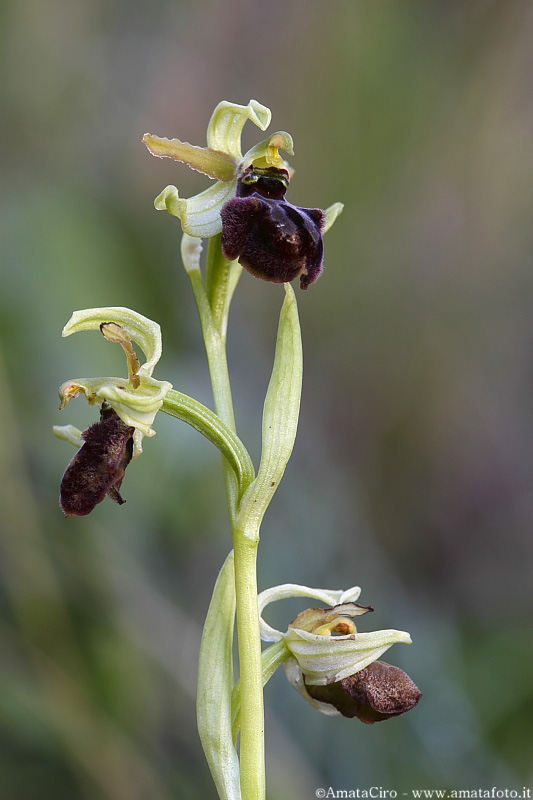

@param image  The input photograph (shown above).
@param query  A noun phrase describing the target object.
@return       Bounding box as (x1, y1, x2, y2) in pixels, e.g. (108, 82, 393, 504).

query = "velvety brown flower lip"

(59, 404, 135, 517)
(220, 166, 325, 289)
(305, 660, 421, 724)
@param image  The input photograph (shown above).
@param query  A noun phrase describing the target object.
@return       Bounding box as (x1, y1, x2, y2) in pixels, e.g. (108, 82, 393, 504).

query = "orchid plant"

(54, 100, 420, 800)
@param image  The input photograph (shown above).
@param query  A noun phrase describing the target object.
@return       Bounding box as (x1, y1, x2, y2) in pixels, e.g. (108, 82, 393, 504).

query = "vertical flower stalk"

(143, 99, 343, 800)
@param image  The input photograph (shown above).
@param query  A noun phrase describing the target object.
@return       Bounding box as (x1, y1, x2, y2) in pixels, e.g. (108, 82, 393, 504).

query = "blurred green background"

(1, 1, 532, 798)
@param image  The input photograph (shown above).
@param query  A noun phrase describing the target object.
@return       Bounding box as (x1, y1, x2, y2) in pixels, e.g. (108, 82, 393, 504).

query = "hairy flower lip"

(59, 404, 135, 518)
(304, 660, 422, 724)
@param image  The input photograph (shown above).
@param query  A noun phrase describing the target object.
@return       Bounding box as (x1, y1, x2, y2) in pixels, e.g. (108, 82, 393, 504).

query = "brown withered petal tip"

(59, 404, 135, 517)
(306, 661, 421, 724)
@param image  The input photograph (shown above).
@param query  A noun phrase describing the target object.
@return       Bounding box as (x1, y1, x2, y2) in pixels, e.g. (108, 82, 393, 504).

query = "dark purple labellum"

(305, 661, 421, 724)
(220, 166, 325, 289)
(59, 404, 135, 517)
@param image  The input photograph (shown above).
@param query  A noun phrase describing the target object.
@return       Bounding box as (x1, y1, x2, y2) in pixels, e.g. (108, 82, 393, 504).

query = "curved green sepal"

(257, 583, 363, 642)
(236, 284, 302, 535)
(207, 100, 271, 160)
(62, 307, 162, 379)
(161, 389, 254, 499)
(285, 626, 412, 685)
(155, 180, 237, 238)
(197, 551, 242, 800)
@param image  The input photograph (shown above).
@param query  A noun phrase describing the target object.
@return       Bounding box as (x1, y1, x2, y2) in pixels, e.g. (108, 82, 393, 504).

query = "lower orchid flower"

(257, 583, 420, 724)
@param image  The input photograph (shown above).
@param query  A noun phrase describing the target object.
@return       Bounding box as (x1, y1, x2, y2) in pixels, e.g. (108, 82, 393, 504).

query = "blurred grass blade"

(197, 551, 241, 800)
(237, 284, 302, 534)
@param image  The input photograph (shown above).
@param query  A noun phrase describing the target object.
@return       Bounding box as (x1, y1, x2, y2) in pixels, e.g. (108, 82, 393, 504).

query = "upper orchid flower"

(54, 307, 172, 516)
(143, 100, 343, 288)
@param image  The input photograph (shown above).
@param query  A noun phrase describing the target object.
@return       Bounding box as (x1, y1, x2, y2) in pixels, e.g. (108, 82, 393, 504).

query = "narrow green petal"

(62, 307, 163, 379)
(142, 134, 236, 181)
(207, 100, 271, 160)
(197, 551, 242, 800)
(323, 202, 344, 234)
(52, 424, 83, 448)
(154, 180, 236, 238)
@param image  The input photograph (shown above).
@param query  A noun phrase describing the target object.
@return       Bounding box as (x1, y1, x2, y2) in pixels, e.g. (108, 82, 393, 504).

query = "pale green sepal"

(231, 639, 290, 743)
(155, 180, 237, 238)
(197, 551, 242, 800)
(236, 284, 302, 536)
(284, 657, 340, 716)
(240, 132, 294, 173)
(284, 627, 412, 685)
(207, 100, 271, 160)
(162, 389, 255, 499)
(323, 202, 344, 234)
(258, 583, 362, 642)
(52, 424, 83, 448)
(62, 307, 162, 379)
(142, 133, 236, 181)
(59, 376, 172, 437)
(181, 233, 203, 274)
(95, 377, 172, 436)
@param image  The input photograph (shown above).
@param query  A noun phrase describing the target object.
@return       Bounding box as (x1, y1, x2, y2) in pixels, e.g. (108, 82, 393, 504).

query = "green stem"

(188, 267, 239, 520)
(232, 530, 264, 800)
(231, 639, 290, 743)
(188, 241, 265, 800)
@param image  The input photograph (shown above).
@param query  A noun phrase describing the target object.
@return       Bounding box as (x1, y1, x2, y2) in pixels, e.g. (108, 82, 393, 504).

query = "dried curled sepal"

(62, 307, 163, 380)
(59, 405, 135, 517)
(305, 660, 421, 724)
(220, 166, 325, 289)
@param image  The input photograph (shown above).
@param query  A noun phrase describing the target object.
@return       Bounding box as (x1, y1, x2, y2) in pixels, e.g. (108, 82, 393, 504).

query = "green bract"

(143, 99, 343, 239)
